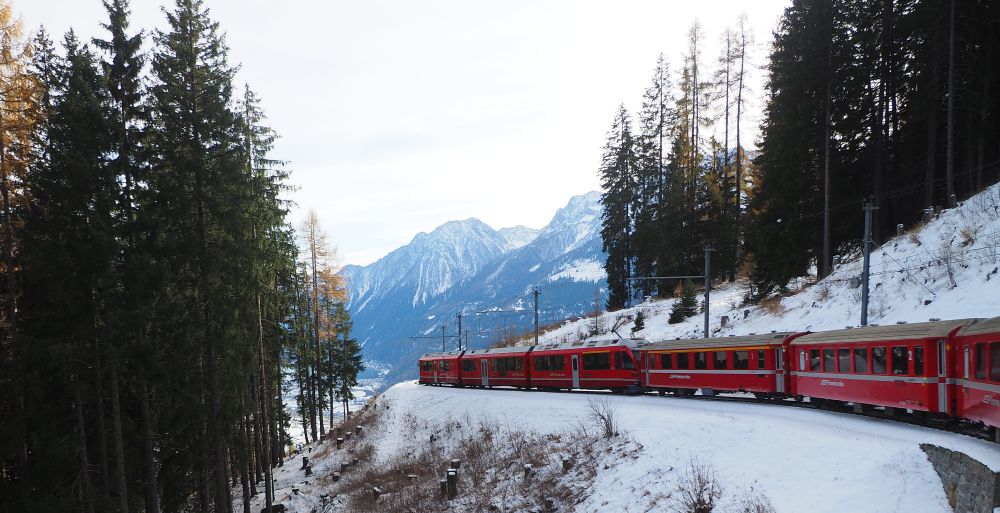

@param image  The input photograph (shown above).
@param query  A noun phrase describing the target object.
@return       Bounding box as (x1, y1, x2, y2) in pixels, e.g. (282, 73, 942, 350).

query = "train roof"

(464, 345, 533, 356)
(791, 319, 978, 345)
(530, 338, 643, 353)
(957, 316, 1000, 337)
(638, 332, 796, 351)
(418, 350, 465, 359)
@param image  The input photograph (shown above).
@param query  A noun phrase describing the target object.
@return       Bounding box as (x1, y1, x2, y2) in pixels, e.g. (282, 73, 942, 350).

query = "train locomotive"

(418, 316, 1000, 441)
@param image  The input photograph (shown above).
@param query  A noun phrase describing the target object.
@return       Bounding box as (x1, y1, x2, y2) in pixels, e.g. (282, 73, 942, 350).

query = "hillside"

(535, 182, 1000, 346)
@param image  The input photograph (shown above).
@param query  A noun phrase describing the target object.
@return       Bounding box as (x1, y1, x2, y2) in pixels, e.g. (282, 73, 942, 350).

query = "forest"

(599, 0, 1000, 309)
(0, 1, 362, 512)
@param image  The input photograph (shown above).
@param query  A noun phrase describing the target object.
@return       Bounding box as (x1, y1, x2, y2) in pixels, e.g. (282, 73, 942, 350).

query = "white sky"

(17, 0, 790, 266)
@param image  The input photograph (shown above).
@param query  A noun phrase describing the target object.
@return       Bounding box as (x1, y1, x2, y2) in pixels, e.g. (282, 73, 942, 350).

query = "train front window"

(872, 347, 887, 374)
(421, 361, 432, 371)
(974, 343, 986, 379)
(621, 351, 636, 370)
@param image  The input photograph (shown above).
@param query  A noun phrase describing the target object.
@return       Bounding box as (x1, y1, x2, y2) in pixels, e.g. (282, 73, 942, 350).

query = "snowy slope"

(498, 225, 541, 249)
(250, 382, 999, 513)
(537, 182, 1000, 345)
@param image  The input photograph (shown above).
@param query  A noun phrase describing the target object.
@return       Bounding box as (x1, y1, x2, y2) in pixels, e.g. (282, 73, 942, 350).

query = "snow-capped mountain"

(497, 225, 540, 249)
(342, 192, 608, 383)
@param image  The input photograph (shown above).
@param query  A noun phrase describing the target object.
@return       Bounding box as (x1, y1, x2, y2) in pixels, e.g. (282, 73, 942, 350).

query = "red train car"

(637, 332, 802, 396)
(460, 346, 531, 388)
(789, 319, 975, 414)
(529, 339, 641, 392)
(952, 316, 1000, 439)
(418, 350, 464, 385)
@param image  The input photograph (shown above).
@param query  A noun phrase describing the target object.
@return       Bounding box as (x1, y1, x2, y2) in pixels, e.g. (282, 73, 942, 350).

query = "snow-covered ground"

(540, 182, 1000, 345)
(248, 381, 998, 513)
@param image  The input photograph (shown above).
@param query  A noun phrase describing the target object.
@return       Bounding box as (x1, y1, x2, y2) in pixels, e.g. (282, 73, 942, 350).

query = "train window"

(661, 354, 673, 369)
(421, 361, 433, 371)
(757, 350, 766, 369)
(554, 356, 565, 371)
(615, 352, 622, 369)
(442, 360, 450, 372)
(463, 360, 475, 372)
(913, 347, 924, 375)
(974, 343, 986, 379)
(734, 351, 749, 370)
(991, 342, 1000, 382)
(712, 351, 728, 370)
(838, 348, 850, 373)
(694, 352, 708, 370)
(621, 352, 635, 370)
(677, 353, 690, 369)
(872, 347, 887, 374)
(809, 349, 821, 371)
(854, 348, 868, 373)
(515, 358, 523, 371)
(534, 356, 547, 371)
(583, 352, 610, 370)
(891, 346, 908, 375)
(822, 349, 835, 372)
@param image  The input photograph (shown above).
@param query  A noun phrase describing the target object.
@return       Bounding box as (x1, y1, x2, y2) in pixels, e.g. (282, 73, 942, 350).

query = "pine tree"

(598, 106, 639, 310)
(668, 280, 698, 324)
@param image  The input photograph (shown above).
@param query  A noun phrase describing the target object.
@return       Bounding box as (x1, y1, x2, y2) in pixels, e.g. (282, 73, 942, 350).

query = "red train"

(418, 316, 1000, 441)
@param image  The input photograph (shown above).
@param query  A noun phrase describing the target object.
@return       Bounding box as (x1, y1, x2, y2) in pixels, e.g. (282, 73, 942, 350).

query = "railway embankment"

(921, 444, 1000, 513)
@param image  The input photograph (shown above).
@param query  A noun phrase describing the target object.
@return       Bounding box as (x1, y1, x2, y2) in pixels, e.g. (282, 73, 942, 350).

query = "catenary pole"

(704, 246, 713, 338)
(533, 288, 540, 345)
(861, 198, 879, 326)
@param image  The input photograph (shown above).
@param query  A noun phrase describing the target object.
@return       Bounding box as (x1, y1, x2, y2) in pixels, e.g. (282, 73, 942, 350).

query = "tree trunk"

(93, 350, 111, 500)
(139, 378, 161, 513)
(945, 0, 957, 206)
(74, 376, 97, 513)
(109, 358, 130, 513)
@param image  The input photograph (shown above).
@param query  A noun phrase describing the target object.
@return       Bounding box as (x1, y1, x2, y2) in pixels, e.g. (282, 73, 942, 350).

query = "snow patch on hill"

(548, 258, 606, 283)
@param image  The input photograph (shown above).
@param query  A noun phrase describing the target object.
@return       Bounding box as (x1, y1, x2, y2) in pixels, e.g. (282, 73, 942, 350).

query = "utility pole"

(704, 246, 713, 338)
(861, 198, 879, 326)
(533, 288, 540, 345)
(456, 312, 463, 351)
(441, 324, 446, 352)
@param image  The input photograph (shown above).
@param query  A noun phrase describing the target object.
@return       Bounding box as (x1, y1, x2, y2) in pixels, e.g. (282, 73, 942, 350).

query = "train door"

(480, 359, 489, 386)
(571, 354, 580, 388)
(963, 344, 970, 379)
(775, 347, 785, 393)
(937, 339, 949, 413)
(433, 360, 438, 384)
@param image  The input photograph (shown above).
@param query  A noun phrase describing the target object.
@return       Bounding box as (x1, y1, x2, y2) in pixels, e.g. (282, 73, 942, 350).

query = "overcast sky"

(17, 0, 791, 266)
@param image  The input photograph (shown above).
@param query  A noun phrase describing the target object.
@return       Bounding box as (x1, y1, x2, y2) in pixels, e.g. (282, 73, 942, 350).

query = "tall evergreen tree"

(599, 106, 639, 310)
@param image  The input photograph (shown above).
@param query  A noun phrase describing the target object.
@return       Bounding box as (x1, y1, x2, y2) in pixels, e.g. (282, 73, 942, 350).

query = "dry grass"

(758, 296, 785, 316)
(330, 418, 602, 513)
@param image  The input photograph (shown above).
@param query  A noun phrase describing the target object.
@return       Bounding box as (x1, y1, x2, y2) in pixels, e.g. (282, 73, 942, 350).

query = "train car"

(637, 332, 802, 396)
(529, 339, 641, 392)
(417, 350, 464, 385)
(789, 319, 976, 414)
(952, 316, 1000, 439)
(461, 346, 532, 388)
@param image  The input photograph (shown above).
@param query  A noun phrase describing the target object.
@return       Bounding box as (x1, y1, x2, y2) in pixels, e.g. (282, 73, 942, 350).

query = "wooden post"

(446, 469, 457, 500)
(336, 437, 343, 449)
